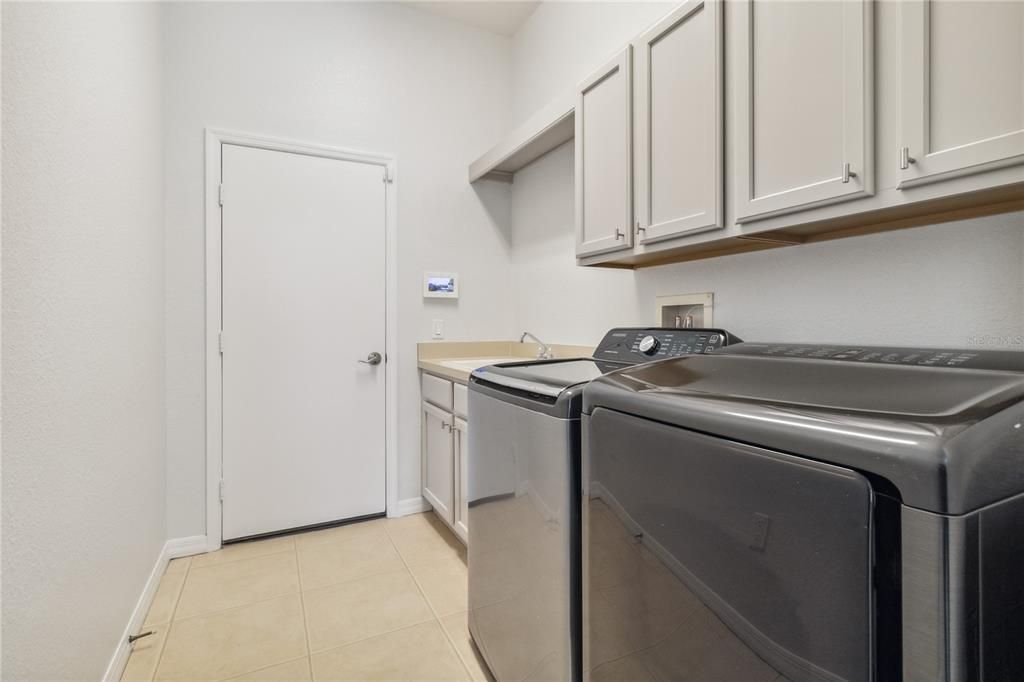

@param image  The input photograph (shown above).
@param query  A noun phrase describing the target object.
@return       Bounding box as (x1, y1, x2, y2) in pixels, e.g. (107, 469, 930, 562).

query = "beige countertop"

(417, 340, 595, 383)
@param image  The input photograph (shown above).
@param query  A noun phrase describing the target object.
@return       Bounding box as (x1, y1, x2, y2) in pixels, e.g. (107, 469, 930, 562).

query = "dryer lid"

(583, 348, 1024, 514)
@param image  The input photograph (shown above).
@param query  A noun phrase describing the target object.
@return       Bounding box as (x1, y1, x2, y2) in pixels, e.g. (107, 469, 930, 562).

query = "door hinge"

(219, 479, 225, 502)
(383, 167, 393, 184)
(218, 330, 224, 354)
(218, 183, 224, 206)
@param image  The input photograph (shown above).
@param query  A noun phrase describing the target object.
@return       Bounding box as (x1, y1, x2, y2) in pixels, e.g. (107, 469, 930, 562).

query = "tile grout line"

(306, 616, 441, 659)
(171, 539, 308, 681)
(147, 556, 192, 681)
(219, 656, 309, 682)
(189, 541, 295, 569)
(385, 515, 476, 681)
(301, 522, 435, 658)
(292, 541, 315, 680)
(163, 541, 304, 625)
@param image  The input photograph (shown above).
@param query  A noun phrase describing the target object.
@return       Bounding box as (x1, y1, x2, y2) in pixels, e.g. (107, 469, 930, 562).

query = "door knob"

(359, 352, 383, 365)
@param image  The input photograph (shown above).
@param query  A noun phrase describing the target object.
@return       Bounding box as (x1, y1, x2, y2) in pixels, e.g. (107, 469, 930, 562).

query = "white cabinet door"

(576, 47, 634, 257)
(422, 401, 454, 524)
(452, 417, 469, 543)
(733, 0, 874, 223)
(634, 0, 723, 244)
(898, 0, 1024, 189)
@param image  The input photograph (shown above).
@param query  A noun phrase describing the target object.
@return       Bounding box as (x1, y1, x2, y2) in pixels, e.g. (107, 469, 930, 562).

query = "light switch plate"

(431, 319, 444, 339)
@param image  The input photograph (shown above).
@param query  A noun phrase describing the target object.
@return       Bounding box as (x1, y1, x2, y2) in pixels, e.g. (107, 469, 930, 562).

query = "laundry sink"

(438, 357, 524, 372)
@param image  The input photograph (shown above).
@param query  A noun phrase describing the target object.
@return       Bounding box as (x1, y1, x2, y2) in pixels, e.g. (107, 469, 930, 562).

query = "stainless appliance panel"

(468, 390, 577, 681)
(901, 507, 979, 682)
(902, 492, 1024, 681)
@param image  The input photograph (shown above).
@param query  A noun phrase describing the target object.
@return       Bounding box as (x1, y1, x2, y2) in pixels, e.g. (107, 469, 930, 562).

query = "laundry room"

(3, 1, 1023, 680)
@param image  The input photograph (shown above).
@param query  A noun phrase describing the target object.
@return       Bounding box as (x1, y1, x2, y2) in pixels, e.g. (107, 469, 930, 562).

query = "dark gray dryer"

(581, 343, 1024, 682)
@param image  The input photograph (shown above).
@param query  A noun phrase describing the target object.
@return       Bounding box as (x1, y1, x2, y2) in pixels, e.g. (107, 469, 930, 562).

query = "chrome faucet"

(520, 331, 553, 359)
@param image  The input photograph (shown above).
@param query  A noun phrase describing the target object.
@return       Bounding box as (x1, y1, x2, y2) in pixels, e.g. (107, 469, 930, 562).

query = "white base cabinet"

(420, 373, 470, 544)
(421, 401, 454, 525)
(453, 417, 469, 543)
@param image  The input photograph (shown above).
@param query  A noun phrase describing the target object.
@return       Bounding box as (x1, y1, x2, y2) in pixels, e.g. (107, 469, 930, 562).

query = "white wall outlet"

(431, 319, 444, 339)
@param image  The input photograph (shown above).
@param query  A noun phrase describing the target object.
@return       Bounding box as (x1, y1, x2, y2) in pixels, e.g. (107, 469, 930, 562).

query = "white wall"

(511, 1, 674, 122)
(1, 3, 166, 678)
(163, 2, 516, 537)
(513, 145, 1024, 346)
(509, 2, 1024, 351)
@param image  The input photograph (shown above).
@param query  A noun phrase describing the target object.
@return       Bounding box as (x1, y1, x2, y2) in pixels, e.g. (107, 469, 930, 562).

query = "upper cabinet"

(492, 0, 1024, 267)
(733, 0, 874, 222)
(575, 47, 634, 258)
(897, 0, 1024, 189)
(633, 0, 724, 244)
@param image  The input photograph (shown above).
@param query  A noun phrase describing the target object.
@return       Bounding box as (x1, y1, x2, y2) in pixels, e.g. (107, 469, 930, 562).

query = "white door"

(898, 0, 1024, 188)
(221, 143, 386, 541)
(733, 0, 873, 223)
(575, 47, 634, 258)
(633, 0, 723, 244)
(422, 401, 454, 524)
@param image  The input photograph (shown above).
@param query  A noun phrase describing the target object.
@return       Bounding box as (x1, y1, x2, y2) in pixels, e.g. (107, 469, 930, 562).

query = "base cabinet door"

(634, 0, 724, 244)
(575, 47, 634, 257)
(452, 418, 469, 543)
(898, 0, 1024, 189)
(422, 401, 454, 524)
(733, 0, 874, 223)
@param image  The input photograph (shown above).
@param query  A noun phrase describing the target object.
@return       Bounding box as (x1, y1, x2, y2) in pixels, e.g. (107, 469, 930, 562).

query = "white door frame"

(204, 128, 398, 552)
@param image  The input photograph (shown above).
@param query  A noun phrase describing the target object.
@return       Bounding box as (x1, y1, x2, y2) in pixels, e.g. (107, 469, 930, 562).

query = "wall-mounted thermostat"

(656, 292, 713, 328)
(423, 272, 458, 299)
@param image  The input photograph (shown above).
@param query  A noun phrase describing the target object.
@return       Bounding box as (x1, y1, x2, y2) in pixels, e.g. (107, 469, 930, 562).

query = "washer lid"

(583, 352, 1024, 514)
(472, 358, 624, 398)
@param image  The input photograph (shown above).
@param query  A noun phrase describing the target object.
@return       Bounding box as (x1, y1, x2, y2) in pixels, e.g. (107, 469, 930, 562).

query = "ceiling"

(410, 1, 541, 37)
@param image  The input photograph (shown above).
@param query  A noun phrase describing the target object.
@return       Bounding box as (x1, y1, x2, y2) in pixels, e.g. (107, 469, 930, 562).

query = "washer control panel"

(594, 328, 740, 364)
(718, 343, 1024, 372)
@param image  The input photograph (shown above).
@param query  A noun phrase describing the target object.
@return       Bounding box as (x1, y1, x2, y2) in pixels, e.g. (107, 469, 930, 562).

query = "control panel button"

(638, 335, 660, 355)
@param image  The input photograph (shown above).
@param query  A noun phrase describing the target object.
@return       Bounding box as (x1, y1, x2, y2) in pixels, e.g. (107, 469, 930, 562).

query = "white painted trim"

(166, 535, 208, 559)
(99, 537, 170, 681)
(392, 496, 431, 517)
(204, 128, 398, 552)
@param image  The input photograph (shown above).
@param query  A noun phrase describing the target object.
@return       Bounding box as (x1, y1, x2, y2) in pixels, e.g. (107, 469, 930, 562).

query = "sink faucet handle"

(520, 331, 553, 360)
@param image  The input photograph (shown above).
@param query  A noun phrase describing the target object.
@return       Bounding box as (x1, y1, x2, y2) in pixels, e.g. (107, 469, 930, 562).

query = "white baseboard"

(391, 496, 431, 517)
(102, 535, 208, 682)
(166, 534, 208, 559)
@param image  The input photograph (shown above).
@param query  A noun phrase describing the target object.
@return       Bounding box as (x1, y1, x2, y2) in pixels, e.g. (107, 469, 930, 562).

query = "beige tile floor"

(122, 513, 493, 682)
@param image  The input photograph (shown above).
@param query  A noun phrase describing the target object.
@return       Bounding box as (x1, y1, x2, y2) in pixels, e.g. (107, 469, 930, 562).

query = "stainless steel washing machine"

(467, 327, 741, 681)
(582, 342, 1024, 681)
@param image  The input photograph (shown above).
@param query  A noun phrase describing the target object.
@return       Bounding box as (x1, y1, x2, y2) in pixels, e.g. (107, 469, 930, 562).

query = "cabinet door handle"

(441, 420, 449, 430)
(614, 228, 625, 240)
(635, 221, 646, 237)
(900, 146, 916, 170)
(842, 162, 857, 184)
